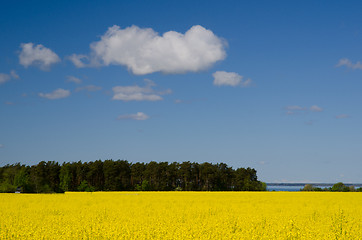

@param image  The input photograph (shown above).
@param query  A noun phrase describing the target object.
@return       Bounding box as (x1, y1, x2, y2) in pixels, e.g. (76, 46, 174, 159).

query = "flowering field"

(0, 192, 361, 239)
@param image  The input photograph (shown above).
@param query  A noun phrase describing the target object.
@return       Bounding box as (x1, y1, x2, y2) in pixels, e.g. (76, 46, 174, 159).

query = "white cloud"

(39, 88, 71, 100)
(336, 114, 349, 119)
(68, 54, 89, 68)
(10, 70, 19, 79)
(0, 70, 20, 85)
(241, 78, 252, 87)
(75, 85, 102, 92)
(336, 58, 362, 70)
(285, 105, 323, 115)
(310, 105, 323, 112)
(112, 79, 171, 101)
(0, 144, 3, 148)
(71, 25, 226, 74)
(212, 71, 252, 87)
(67, 76, 82, 84)
(19, 43, 60, 70)
(117, 112, 149, 121)
(0, 73, 11, 84)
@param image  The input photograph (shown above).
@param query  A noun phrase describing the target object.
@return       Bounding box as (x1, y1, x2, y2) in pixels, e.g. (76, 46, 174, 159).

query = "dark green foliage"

(331, 182, 350, 192)
(0, 160, 265, 192)
(77, 180, 95, 192)
(301, 182, 359, 192)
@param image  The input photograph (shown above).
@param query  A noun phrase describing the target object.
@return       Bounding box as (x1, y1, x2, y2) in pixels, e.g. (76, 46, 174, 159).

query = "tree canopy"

(0, 160, 266, 193)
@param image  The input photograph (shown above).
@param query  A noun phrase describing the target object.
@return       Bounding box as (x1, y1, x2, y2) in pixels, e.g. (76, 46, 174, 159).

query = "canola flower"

(0, 192, 361, 239)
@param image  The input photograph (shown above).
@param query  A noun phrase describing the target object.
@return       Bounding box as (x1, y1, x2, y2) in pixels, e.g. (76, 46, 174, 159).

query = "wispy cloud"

(68, 54, 90, 68)
(0, 70, 19, 85)
(10, 70, 19, 79)
(66, 76, 82, 84)
(310, 105, 323, 112)
(212, 71, 252, 87)
(336, 58, 362, 70)
(112, 79, 171, 101)
(336, 114, 349, 119)
(0, 144, 3, 148)
(75, 85, 102, 92)
(70, 25, 226, 75)
(0, 73, 11, 85)
(19, 43, 60, 70)
(39, 88, 71, 100)
(285, 105, 323, 115)
(304, 120, 315, 125)
(285, 105, 306, 111)
(117, 112, 149, 121)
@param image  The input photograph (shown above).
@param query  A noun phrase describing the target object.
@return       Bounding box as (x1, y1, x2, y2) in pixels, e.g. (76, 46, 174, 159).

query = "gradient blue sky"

(1, 0, 362, 183)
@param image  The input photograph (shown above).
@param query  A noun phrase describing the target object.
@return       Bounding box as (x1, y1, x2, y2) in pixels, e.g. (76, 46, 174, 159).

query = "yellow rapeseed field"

(0, 192, 361, 239)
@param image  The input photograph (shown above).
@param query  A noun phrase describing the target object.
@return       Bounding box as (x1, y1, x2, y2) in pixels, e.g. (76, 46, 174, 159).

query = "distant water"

(267, 185, 305, 192)
(267, 184, 335, 192)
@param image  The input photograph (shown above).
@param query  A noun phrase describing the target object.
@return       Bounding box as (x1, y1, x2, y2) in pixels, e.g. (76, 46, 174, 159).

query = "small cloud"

(241, 78, 252, 87)
(68, 54, 90, 68)
(285, 105, 306, 111)
(4, 101, 15, 105)
(0, 144, 3, 148)
(336, 58, 362, 70)
(0, 70, 19, 85)
(66, 76, 82, 84)
(304, 120, 314, 125)
(112, 79, 171, 101)
(336, 114, 349, 119)
(175, 99, 183, 104)
(310, 105, 323, 112)
(0, 73, 11, 85)
(10, 70, 19, 79)
(212, 71, 252, 87)
(70, 25, 226, 74)
(117, 112, 149, 121)
(19, 43, 60, 70)
(284, 105, 307, 115)
(39, 88, 71, 100)
(75, 85, 102, 92)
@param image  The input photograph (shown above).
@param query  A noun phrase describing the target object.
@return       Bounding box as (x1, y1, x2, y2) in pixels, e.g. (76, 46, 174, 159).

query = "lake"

(266, 184, 337, 192)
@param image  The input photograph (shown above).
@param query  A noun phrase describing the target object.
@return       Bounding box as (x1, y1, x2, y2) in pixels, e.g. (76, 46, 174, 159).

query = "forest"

(0, 160, 266, 193)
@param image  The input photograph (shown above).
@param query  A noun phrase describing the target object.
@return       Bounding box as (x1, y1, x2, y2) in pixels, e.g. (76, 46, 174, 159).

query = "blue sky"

(1, 0, 362, 183)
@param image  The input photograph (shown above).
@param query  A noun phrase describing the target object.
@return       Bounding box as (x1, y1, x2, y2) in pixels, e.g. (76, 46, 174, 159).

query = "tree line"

(0, 160, 266, 193)
(301, 182, 362, 192)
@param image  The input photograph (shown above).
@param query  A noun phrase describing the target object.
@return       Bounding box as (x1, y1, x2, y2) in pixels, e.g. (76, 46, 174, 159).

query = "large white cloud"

(39, 88, 70, 100)
(112, 79, 171, 101)
(71, 25, 226, 74)
(117, 112, 149, 120)
(212, 71, 252, 87)
(19, 43, 60, 70)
